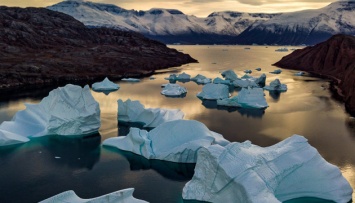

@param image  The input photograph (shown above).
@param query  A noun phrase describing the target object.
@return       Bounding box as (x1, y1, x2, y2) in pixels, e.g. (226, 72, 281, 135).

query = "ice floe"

(0, 84, 100, 146)
(122, 78, 140, 82)
(103, 120, 229, 163)
(161, 83, 187, 97)
(92, 77, 119, 92)
(182, 135, 352, 203)
(264, 79, 287, 92)
(118, 99, 184, 128)
(270, 69, 282, 74)
(39, 188, 147, 203)
(197, 83, 230, 100)
(221, 70, 238, 81)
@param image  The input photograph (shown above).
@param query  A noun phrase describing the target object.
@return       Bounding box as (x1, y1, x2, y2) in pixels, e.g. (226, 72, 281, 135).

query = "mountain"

(274, 34, 355, 115)
(47, 0, 279, 44)
(0, 6, 196, 90)
(237, 1, 355, 45)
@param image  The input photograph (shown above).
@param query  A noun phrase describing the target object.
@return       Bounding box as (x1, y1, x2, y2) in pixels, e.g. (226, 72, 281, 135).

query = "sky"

(0, 0, 338, 17)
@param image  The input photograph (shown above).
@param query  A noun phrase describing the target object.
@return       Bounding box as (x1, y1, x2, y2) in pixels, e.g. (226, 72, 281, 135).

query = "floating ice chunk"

(122, 78, 140, 82)
(221, 70, 238, 81)
(217, 96, 241, 107)
(294, 71, 305, 76)
(0, 130, 30, 146)
(0, 85, 100, 146)
(149, 76, 156, 80)
(161, 83, 187, 97)
(183, 135, 352, 203)
(254, 73, 266, 87)
(241, 74, 253, 79)
(264, 79, 287, 92)
(270, 69, 282, 74)
(92, 77, 119, 92)
(39, 188, 147, 203)
(118, 99, 184, 128)
(244, 70, 252, 74)
(165, 74, 178, 80)
(176, 72, 191, 80)
(213, 77, 231, 85)
(275, 47, 289, 52)
(191, 74, 212, 84)
(103, 120, 229, 163)
(255, 67, 262, 71)
(197, 84, 230, 100)
(233, 79, 258, 88)
(236, 88, 268, 108)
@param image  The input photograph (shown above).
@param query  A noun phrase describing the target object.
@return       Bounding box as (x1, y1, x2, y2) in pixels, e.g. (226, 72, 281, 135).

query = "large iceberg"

(264, 79, 287, 92)
(92, 77, 119, 92)
(191, 74, 212, 84)
(103, 120, 229, 163)
(0, 84, 100, 146)
(183, 135, 353, 203)
(217, 87, 268, 109)
(118, 99, 184, 128)
(221, 70, 238, 81)
(161, 83, 187, 97)
(197, 84, 230, 100)
(39, 188, 147, 203)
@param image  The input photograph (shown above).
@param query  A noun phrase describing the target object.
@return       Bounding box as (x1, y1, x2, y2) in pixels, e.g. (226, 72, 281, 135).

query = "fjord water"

(0, 45, 354, 202)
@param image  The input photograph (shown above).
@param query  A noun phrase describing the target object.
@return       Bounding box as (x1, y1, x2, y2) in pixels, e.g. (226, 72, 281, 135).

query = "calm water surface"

(0, 45, 354, 202)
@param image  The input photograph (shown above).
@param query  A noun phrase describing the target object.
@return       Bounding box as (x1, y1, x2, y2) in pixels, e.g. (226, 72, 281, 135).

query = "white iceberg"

(264, 79, 287, 92)
(92, 77, 119, 91)
(103, 120, 229, 163)
(235, 88, 268, 108)
(294, 71, 305, 76)
(122, 78, 140, 82)
(0, 130, 30, 146)
(213, 77, 231, 85)
(0, 84, 100, 146)
(118, 99, 184, 128)
(176, 72, 191, 80)
(165, 74, 178, 80)
(221, 70, 238, 81)
(244, 70, 252, 74)
(270, 69, 282, 74)
(191, 74, 212, 84)
(161, 83, 187, 97)
(197, 84, 230, 100)
(39, 188, 147, 203)
(183, 135, 352, 203)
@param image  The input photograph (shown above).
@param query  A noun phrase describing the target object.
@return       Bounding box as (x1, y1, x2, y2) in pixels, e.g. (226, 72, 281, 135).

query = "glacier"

(264, 79, 287, 92)
(103, 120, 229, 163)
(0, 84, 100, 146)
(182, 135, 353, 203)
(39, 188, 147, 203)
(197, 83, 230, 100)
(117, 99, 184, 128)
(161, 83, 187, 97)
(92, 77, 119, 92)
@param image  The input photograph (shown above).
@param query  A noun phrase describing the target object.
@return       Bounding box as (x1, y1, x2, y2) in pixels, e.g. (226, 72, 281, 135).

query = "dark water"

(0, 45, 354, 202)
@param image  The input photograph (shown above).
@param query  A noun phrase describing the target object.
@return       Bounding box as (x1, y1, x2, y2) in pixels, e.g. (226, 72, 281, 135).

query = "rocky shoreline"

(274, 34, 355, 116)
(0, 7, 197, 92)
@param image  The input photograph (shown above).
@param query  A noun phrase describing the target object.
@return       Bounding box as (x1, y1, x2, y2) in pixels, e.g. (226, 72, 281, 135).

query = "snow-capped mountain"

(47, 0, 279, 44)
(236, 1, 355, 45)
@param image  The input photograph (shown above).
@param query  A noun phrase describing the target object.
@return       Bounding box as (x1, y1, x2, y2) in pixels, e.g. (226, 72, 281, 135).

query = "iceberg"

(236, 87, 268, 108)
(264, 79, 287, 92)
(275, 47, 289, 52)
(103, 120, 229, 163)
(39, 188, 147, 203)
(182, 135, 352, 203)
(165, 74, 177, 80)
(176, 72, 191, 80)
(117, 99, 184, 128)
(270, 69, 282, 74)
(244, 69, 252, 74)
(241, 74, 253, 79)
(294, 71, 305, 76)
(0, 84, 100, 146)
(122, 78, 140, 82)
(92, 77, 119, 92)
(221, 70, 238, 81)
(255, 67, 262, 71)
(191, 74, 212, 84)
(213, 77, 231, 85)
(233, 79, 258, 88)
(197, 83, 230, 100)
(254, 73, 266, 87)
(216, 96, 241, 107)
(161, 83, 187, 97)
